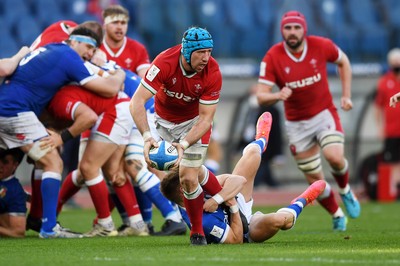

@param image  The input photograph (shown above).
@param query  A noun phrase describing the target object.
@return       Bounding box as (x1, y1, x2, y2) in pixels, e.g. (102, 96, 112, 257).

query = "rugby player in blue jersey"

(161, 112, 326, 243)
(0, 148, 26, 237)
(0, 26, 125, 238)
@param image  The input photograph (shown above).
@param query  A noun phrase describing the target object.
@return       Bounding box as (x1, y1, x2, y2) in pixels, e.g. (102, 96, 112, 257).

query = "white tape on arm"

(84, 61, 110, 77)
(179, 139, 190, 150)
(229, 204, 239, 213)
(27, 141, 51, 161)
(142, 131, 152, 141)
(212, 193, 224, 204)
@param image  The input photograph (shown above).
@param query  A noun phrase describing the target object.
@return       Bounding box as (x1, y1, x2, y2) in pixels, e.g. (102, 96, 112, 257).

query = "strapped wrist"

(179, 139, 190, 150)
(212, 193, 224, 205)
(229, 204, 239, 213)
(60, 129, 74, 143)
(142, 131, 152, 141)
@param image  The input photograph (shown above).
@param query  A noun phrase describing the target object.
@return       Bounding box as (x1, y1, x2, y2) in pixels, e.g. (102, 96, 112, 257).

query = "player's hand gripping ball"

(149, 140, 178, 170)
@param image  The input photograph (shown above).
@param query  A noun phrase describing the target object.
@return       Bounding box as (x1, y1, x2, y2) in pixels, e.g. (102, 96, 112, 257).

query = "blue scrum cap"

(181, 27, 213, 65)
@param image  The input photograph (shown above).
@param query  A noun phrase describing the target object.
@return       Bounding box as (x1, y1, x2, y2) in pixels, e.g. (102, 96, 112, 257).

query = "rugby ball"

(149, 140, 178, 170)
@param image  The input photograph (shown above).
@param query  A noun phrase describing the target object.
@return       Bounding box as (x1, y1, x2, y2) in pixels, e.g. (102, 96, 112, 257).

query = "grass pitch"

(0, 202, 398, 266)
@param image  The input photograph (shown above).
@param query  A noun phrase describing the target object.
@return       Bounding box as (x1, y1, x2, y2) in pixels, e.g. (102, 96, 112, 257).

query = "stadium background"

(2, 0, 396, 186)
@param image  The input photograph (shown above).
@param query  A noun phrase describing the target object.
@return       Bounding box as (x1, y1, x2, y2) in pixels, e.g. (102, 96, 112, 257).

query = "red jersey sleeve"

(199, 58, 222, 105)
(319, 37, 340, 63)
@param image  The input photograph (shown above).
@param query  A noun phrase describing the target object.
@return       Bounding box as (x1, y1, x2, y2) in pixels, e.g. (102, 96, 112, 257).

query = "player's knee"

(111, 173, 127, 187)
(296, 154, 322, 175)
(179, 174, 198, 190)
(74, 173, 85, 186)
(79, 160, 97, 178)
(324, 154, 344, 169)
(40, 150, 63, 173)
(124, 158, 144, 176)
(330, 158, 348, 175)
(320, 133, 345, 167)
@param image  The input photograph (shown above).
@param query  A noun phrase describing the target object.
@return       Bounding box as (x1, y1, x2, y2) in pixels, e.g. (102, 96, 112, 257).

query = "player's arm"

(130, 83, 157, 165)
(172, 103, 216, 166)
(136, 68, 148, 79)
(0, 214, 26, 237)
(203, 174, 246, 213)
(184, 103, 216, 145)
(0, 46, 31, 77)
(40, 104, 98, 149)
(82, 68, 126, 98)
(222, 198, 243, 244)
(257, 83, 292, 106)
(336, 52, 353, 111)
(174, 103, 216, 161)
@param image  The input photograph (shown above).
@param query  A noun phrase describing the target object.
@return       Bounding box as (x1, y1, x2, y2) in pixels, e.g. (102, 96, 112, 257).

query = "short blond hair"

(102, 5, 129, 20)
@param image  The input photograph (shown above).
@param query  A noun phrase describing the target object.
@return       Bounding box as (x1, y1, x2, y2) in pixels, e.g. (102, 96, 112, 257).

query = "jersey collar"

(103, 36, 127, 57)
(283, 39, 308, 62)
(179, 56, 197, 78)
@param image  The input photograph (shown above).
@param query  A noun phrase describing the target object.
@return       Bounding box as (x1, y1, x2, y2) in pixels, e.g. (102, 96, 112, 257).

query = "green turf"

(0, 202, 399, 266)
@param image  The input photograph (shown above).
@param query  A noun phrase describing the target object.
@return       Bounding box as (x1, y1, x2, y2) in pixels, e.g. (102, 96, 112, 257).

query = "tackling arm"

(0, 46, 31, 77)
(203, 174, 246, 213)
(83, 68, 126, 98)
(222, 198, 244, 244)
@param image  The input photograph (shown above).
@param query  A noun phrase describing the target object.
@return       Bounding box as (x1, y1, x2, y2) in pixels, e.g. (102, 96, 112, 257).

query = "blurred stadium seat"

(224, 0, 270, 58)
(2, 0, 30, 29)
(225, 0, 254, 32)
(251, 0, 278, 31)
(381, 0, 400, 27)
(359, 26, 390, 63)
(192, 0, 235, 58)
(135, 0, 175, 59)
(0, 32, 19, 58)
(15, 15, 42, 46)
(330, 26, 360, 61)
(346, 0, 382, 28)
(165, 0, 194, 40)
(34, 0, 64, 28)
(315, 0, 347, 34)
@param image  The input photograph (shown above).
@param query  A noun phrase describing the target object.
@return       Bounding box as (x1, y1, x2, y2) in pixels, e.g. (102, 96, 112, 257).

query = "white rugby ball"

(149, 140, 178, 170)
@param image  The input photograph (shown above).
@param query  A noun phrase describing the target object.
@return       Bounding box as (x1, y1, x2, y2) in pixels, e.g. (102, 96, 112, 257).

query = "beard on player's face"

(285, 35, 303, 50)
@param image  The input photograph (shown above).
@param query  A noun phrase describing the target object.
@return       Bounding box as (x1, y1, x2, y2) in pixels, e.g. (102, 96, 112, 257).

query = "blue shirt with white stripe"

(0, 43, 96, 117)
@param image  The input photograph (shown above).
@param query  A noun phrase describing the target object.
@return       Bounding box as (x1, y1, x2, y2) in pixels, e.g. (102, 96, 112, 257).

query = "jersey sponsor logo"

(146, 65, 160, 82)
(163, 88, 196, 102)
(285, 73, 321, 89)
(210, 225, 224, 238)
